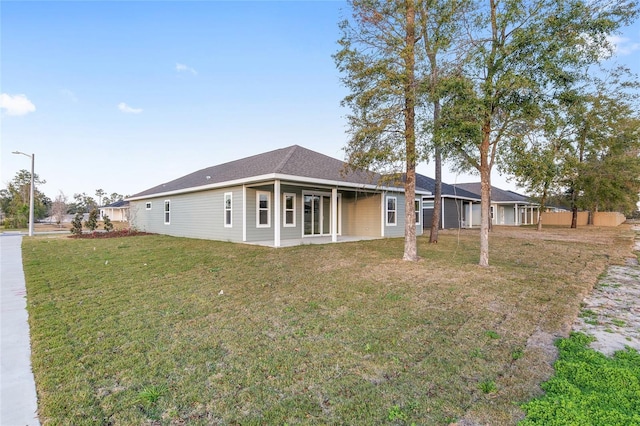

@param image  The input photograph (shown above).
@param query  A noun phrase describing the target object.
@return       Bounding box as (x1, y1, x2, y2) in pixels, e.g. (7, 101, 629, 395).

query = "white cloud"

(176, 62, 197, 75)
(0, 93, 36, 116)
(607, 35, 640, 56)
(118, 102, 143, 114)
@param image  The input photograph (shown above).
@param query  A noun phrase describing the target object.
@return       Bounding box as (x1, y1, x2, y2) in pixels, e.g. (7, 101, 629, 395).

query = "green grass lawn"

(23, 226, 634, 425)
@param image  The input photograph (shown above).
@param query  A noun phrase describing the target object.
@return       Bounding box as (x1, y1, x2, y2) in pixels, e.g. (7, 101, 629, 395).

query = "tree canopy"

(0, 169, 49, 228)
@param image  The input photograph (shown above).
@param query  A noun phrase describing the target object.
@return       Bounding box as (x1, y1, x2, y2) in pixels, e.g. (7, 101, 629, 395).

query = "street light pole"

(12, 151, 35, 237)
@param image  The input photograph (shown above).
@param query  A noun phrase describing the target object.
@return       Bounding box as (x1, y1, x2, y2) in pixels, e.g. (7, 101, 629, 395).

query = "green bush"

(103, 214, 113, 232)
(84, 208, 99, 231)
(70, 212, 83, 235)
(520, 332, 640, 426)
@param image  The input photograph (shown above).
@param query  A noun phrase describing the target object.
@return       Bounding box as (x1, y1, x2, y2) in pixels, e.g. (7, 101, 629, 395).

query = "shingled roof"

(130, 145, 385, 199)
(415, 174, 480, 200)
(452, 183, 534, 203)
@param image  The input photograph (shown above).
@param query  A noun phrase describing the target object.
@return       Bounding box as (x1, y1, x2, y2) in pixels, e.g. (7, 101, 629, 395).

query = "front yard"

(23, 226, 635, 425)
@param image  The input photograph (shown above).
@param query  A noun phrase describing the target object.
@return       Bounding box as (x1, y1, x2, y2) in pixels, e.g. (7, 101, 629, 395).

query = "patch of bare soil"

(572, 254, 640, 356)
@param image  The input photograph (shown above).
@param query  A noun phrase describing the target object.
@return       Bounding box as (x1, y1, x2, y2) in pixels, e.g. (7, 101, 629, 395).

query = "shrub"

(70, 212, 83, 235)
(103, 214, 113, 232)
(84, 208, 99, 231)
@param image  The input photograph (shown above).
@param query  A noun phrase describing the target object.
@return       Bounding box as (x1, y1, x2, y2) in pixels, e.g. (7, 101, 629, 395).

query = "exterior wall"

(494, 204, 516, 225)
(342, 192, 381, 237)
(383, 192, 407, 238)
(130, 187, 244, 242)
(244, 186, 274, 242)
(442, 198, 464, 229)
(131, 184, 424, 243)
(422, 198, 476, 229)
(100, 207, 128, 222)
(280, 184, 303, 240)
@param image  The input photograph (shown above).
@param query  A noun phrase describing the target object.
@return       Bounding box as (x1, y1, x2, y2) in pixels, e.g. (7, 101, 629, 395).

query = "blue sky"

(2, 1, 640, 202)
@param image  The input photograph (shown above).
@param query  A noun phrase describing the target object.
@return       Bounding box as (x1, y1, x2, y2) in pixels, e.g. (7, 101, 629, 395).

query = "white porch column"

(274, 180, 281, 247)
(331, 187, 338, 242)
(242, 185, 247, 242)
(515, 204, 519, 225)
(468, 202, 472, 227)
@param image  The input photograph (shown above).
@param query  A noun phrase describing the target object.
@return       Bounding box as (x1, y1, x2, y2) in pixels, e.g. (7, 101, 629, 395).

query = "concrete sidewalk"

(1, 234, 40, 425)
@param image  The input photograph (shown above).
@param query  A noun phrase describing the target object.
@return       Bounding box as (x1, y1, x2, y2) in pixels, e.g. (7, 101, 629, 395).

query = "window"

(146, 202, 152, 210)
(284, 193, 296, 227)
(386, 196, 397, 226)
(164, 200, 170, 224)
(415, 199, 421, 225)
(224, 192, 232, 227)
(256, 191, 270, 227)
(423, 200, 434, 209)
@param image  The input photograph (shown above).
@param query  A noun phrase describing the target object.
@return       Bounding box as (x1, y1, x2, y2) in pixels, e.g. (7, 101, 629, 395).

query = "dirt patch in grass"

(23, 225, 636, 425)
(571, 225, 640, 356)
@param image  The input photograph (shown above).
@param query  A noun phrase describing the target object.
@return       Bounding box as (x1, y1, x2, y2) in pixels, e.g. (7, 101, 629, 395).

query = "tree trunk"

(479, 164, 491, 267)
(402, 0, 418, 262)
(430, 143, 442, 243)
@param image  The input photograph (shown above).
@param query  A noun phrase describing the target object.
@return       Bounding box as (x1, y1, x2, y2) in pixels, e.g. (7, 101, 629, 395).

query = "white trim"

(274, 180, 281, 247)
(415, 198, 421, 226)
(331, 188, 338, 242)
(224, 192, 233, 228)
(283, 193, 296, 227)
(164, 200, 170, 225)
(127, 172, 431, 201)
(386, 196, 397, 226)
(145, 202, 152, 210)
(381, 194, 385, 236)
(256, 190, 271, 228)
(242, 185, 247, 241)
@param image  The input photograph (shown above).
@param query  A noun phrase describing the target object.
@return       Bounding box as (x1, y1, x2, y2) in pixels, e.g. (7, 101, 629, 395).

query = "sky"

(2, 1, 640, 203)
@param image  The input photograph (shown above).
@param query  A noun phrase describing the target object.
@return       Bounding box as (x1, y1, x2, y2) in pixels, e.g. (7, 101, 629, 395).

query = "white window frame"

(386, 196, 397, 226)
(224, 192, 233, 228)
(164, 200, 170, 225)
(415, 199, 421, 226)
(283, 193, 296, 227)
(145, 202, 152, 210)
(256, 191, 271, 228)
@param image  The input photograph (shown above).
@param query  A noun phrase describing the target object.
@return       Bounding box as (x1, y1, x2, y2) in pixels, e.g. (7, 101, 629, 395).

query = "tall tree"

(439, 0, 637, 265)
(335, 0, 423, 261)
(417, 0, 468, 242)
(0, 169, 48, 228)
(568, 86, 640, 219)
(95, 189, 106, 207)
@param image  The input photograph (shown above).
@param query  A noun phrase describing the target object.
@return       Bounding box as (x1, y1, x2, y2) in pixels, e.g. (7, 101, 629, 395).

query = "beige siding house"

(127, 145, 428, 247)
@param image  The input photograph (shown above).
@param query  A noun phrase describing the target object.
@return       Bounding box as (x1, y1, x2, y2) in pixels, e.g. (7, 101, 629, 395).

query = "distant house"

(127, 145, 429, 247)
(100, 200, 129, 222)
(416, 174, 481, 229)
(452, 183, 540, 226)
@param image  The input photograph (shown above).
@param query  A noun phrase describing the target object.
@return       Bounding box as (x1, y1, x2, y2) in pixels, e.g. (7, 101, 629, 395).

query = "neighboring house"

(127, 145, 429, 247)
(415, 174, 481, 229)
(100, 200, 129, 222)
(452, 183, 540, 226)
